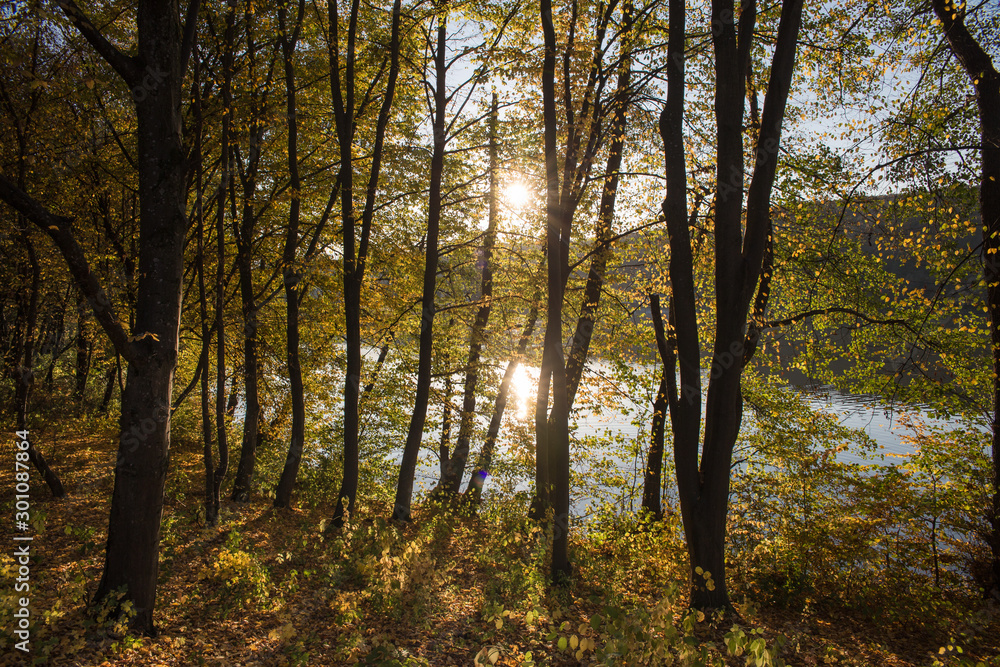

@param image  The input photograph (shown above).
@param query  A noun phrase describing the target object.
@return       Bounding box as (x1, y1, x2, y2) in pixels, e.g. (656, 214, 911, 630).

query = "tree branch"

(0, 173, 135, 362)
(759, 306, 911, 332)
(180, 0, 203, 77)
(54, 0, 141, 85)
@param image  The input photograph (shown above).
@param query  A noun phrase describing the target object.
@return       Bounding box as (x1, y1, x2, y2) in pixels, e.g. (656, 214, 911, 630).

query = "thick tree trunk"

(98, 80, 188, 640)
(930, 0, 1000, 599)
(392, 7, 447, 522)
(274, 0, 307, 510)
(660, 0, 802, 610)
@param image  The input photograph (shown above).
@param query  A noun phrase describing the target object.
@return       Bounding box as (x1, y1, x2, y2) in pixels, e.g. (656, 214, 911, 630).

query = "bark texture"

(930, 0, 1000, 599)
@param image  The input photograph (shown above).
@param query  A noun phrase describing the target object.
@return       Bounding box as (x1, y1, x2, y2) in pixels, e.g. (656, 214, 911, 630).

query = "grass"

(0, 416, 998, 666)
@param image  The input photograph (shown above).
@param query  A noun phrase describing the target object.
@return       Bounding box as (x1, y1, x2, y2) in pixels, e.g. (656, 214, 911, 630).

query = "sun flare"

(504, 181, 530, 209)
(510, 364, 536, 419)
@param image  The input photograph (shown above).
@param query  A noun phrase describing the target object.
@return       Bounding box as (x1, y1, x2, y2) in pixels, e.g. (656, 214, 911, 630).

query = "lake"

(406, 361, 975, 519)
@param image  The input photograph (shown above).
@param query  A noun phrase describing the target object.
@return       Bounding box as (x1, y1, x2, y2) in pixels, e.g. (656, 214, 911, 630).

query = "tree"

(392, 0, 450, 521)
(0, 0, 201, 633)
(273, 0, 308, 509)
(534, 0, 639, 582)
(659, 0, 804, 609)
(328, 0, 403, 526)
(929, 0, 1000, 600)
(434, 93, 501, 498)
(229, 2, 279, 502)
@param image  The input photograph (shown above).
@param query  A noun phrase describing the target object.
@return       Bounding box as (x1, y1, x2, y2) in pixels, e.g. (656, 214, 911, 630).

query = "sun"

(510, 364, 536, 419)
(504, 181, 530, 209)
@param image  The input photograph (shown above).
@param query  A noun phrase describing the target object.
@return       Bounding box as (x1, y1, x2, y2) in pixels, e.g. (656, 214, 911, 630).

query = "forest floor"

(1, 418, 999, 667)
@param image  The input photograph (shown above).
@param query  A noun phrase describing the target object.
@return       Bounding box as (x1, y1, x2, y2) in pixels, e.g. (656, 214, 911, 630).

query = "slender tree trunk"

(438, 374, 453, 478)
(642, 294, 675, 518)
(230, 5, 268, 503)
(7, 81, 64, 497)
(211, 5, 236, 525)
(330, 0, 402, 526)
(192, 44, 217, 526)
(537, 0, 572, 580)
(392, 6, 448, 522)
(74, 291, 91, 404)
(564, 18, 633, 409)
(437, 93, 500, 496)
(230, 230, 260, 502)
(930, 0, 1000, 599)
(41, 289, 68, 393)
(98, 358, 118, 412)
(274, 0, 308, 509)
(464, 288, 541, 504)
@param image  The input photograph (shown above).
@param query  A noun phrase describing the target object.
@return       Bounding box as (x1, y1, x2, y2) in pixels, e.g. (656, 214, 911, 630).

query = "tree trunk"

(74, 291, 91, 404)
(191, 42, 217, 527)
(438, 374, 453, 478)
(930, 0, 1000, 599)
(98, 358, 118, 412)
(6, 63, 65, 498)
(392, 6, 447, 522)
(94, 0, 192, 626)
(464, 291, 541, 504)
(661, 0, 802, 610)
(0, 0, 202, 635)
(329, 0, 403, 527)
(564, 31, 633, 410)
(15, 234, 65, 499)
(229, 4, 268, 503)
(230, 226, 260, 502)
(212, 5, 235, 524)
(538, 0, 572, 580)
(274, 0, 308, 510)
(642, 294, 675, 518)
(436, 93, 500, 496)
